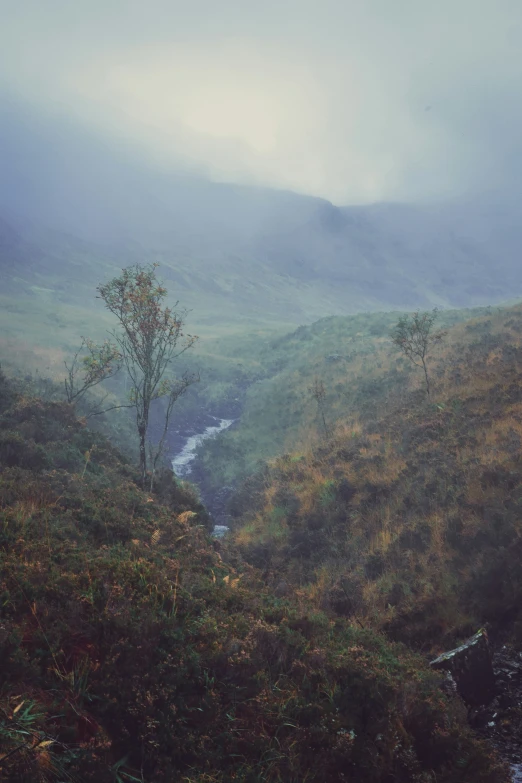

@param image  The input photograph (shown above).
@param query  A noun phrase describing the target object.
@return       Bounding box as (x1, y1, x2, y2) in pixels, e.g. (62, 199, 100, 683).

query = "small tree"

(64, 337, 121, 406)
(391, 308, 446, 395)
(309, 377, 330, 438)
(97, 263, 198, 487)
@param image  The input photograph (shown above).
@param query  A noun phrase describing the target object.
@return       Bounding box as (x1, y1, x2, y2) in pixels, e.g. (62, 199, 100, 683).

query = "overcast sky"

(1, 0, 521, 204)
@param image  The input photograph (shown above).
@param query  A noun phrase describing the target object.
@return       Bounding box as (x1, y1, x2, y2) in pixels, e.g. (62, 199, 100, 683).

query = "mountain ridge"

(2, 98, 522, 336)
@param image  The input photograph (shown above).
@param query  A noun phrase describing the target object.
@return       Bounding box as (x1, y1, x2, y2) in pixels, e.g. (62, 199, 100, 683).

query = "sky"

(1, 0, 521, 204)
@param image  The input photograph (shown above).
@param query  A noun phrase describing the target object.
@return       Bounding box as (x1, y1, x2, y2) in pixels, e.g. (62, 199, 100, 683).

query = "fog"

(1, 0, 522, 204)
(2, 0, 522, 324)
(0, 96, 325, 245)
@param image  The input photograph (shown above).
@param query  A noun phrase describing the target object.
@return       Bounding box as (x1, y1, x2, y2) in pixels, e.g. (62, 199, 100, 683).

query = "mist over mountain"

(1, 96, 522, 328)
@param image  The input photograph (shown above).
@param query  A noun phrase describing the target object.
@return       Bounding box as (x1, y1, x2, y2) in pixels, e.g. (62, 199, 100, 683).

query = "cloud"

(1, 0, 521, 203)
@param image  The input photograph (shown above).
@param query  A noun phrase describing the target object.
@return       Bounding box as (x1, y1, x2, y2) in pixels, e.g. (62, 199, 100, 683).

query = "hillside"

(229, 304, 522, 654)
(0, 369, 509, 782)
(195, 306, 497, 496)
(3, 100, 522, 344)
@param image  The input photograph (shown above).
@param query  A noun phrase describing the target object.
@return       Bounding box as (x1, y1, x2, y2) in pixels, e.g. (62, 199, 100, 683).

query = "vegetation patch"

(0, 370, 508, 781)
(230, 305, 522, 655)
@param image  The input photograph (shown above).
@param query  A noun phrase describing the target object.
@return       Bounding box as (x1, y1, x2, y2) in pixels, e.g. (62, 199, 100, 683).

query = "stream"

(171, 417, 234, 477)
(171, 415, 235, 537)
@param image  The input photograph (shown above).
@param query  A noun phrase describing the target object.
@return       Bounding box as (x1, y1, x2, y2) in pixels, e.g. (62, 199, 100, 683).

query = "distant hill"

(1, 97, 522, 336)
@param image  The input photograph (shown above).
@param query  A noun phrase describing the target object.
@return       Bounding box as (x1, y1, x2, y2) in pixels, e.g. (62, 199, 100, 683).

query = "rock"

(513, 766, 522, 783)
(498, 692, 515, 709)
(439, 671, 458, 697)
(430, 628, 496, 706)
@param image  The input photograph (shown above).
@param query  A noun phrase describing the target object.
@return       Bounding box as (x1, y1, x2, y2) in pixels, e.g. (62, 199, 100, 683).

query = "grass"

(196, 305, 501, 497)
(228, 303, 522, 653)
(2, 219, 517, 508)
(2, 217, 512, 451)
(0, 368, 510, 782)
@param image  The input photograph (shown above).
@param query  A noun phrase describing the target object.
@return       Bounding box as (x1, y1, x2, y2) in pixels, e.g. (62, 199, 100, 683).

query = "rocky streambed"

(171, 416, 234, 478)
(166, 398, 242, 534)
(431, 630, 522, 780)
(472, 644, 522, 778)
(171, 414, 235, 536)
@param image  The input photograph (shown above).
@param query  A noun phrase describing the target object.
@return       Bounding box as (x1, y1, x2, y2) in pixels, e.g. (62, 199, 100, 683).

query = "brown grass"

(231, 303, 522, 649)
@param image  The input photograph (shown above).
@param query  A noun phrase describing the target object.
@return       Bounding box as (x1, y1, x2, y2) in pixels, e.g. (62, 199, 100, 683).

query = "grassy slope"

(0, 216, 293, 389)
(0, 371, 508, 782)
(2, 208, 521, 388)
(2, 236, 515, 526)
(197, 306, 499, 492)
(2, 215, 521, 487)
(229, 304, 522, 652)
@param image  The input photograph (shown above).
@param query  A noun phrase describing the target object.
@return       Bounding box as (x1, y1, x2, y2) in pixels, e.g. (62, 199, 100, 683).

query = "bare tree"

(391, 309, 446, 395)
(64, 337, 121, 406)
(309, 377, 330, 438)
(97, 263, 198, 487)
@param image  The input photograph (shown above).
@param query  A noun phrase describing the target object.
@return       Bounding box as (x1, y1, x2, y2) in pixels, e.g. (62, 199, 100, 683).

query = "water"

(212, 525, 230, 539)
(512, 765, 522, 782)
(171, 417, 234, 537)
(171, 417, 234, 477)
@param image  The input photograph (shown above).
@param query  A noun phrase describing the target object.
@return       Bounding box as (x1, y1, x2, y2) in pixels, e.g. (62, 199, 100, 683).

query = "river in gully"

(170, 419, 522, 779)
(170, 415, 234, 537)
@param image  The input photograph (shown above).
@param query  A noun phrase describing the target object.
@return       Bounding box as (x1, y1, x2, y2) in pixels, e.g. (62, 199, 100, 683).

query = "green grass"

(195, 305, 502, 495)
